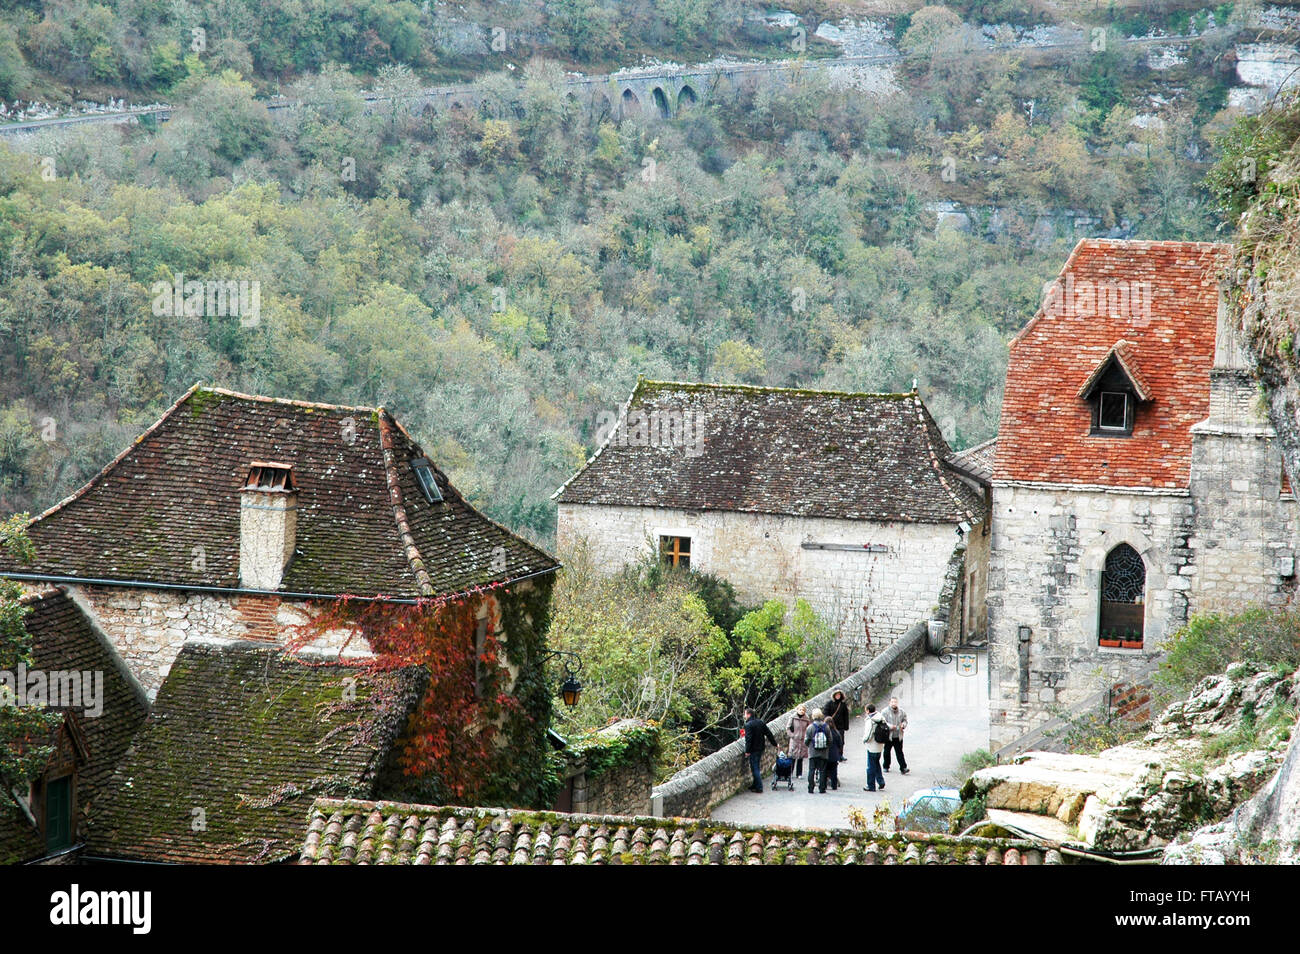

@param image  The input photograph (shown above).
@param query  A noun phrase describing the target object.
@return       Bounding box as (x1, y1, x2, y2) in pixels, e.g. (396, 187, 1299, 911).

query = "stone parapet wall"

(564, 719, 659, 818)
(651, 621, 929, 819)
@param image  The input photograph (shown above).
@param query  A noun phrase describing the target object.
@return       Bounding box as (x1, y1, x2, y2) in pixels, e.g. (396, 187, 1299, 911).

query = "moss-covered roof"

(0, 385, 559, 599)
(0, 588, 150, 864)
(0, 801, 43, 866)
(299, 799, 1063, 865)
(88, 641, 426, 864)
(555, 379, 983, 524)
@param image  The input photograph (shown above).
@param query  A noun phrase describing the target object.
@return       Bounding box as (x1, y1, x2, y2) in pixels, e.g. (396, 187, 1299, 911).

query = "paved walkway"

(711, 653, 990, 830)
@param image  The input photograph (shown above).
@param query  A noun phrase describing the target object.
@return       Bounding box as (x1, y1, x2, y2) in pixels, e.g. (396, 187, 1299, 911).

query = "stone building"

(984, 239, 1300, 749)
(554, 380, 986, 650)
(0, 385, 559, 697)
(0, 386, 563, 829)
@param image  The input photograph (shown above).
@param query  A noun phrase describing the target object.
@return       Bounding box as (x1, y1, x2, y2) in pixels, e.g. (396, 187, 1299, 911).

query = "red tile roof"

(1076, 340, 1152, 402)
(994, 240, 1232, 488)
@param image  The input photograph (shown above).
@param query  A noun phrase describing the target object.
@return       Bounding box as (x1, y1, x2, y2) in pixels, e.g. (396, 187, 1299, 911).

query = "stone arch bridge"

(265, 57, 879, 123)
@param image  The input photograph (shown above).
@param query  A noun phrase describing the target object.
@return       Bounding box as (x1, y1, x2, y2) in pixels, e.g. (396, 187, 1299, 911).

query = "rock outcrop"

(963, 664, 1296, 855)
(1165, 724, 1300, 864)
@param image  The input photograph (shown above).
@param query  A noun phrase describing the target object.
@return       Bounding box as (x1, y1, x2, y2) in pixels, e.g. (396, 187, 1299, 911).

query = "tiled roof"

(0, 589, 150, 864)
(299, 800, 1063, 865)
(555, 381, 984, 524)
(0, 803, 42, 866)
(948, 437, 997, 484)
(88, 642, 425, 864)
(995, 240, 1231, 488)
(0, 386, 559, 599)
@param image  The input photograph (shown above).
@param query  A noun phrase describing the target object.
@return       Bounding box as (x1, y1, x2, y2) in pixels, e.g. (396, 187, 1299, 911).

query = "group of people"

(742, 691, 910, 795)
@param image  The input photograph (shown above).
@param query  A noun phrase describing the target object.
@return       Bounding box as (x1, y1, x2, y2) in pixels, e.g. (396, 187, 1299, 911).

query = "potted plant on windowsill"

(1120, 637, 1144, 650)
(1099, 631, 1122, 648)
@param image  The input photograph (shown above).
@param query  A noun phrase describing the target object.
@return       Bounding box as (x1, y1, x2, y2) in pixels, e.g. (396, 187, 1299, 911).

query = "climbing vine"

(0, 517, 64, 799)
(561, 722, 661, 779)
(287, 576, 558, 808)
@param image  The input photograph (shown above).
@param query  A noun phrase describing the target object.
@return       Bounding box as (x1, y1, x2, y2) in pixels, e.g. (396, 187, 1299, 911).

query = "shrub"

(955, 747, 996, 782)
(1158, 610, 1300, 699)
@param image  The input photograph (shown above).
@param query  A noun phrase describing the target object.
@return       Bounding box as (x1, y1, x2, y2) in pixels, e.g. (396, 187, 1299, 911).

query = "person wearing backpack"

(862, 704, 887, 792)
(803, 709, 833, 794)
(825, 719, 845, 790)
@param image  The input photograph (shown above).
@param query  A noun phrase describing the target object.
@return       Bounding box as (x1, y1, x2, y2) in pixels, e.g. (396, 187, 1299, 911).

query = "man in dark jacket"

(825, 721, 844, 790)
(743, 708, 778, 793)
(825, 690, 851, 762)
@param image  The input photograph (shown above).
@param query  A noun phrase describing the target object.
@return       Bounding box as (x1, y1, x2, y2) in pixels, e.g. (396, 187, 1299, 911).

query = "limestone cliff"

(1230, 122, 1300, 490)
(1167, 725, 1300, 864)
(1214, 97, 1300, 865)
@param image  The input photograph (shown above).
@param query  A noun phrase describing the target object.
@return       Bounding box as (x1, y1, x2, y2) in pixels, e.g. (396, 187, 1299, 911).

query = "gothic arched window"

(1099, 543, 1145, 646)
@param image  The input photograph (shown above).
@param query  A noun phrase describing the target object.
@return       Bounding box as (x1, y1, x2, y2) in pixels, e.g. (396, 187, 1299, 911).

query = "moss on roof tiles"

(90, 642, 425, 864)
(187, 387, 227, 418)
(299, 800, 1058, 866)
(559, 379, 981, 523)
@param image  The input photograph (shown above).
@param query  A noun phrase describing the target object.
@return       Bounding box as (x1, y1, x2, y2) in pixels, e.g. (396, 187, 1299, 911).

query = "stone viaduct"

(267, 57, 843, 123)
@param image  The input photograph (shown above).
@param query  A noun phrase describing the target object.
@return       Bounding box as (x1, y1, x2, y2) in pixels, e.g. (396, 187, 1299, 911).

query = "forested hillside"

(0, 1, 1277, 546)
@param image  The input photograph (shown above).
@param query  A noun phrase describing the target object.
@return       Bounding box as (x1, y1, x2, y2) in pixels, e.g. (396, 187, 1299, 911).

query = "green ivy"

(481, 577, 561, 809)
(562, 722, 662, 779)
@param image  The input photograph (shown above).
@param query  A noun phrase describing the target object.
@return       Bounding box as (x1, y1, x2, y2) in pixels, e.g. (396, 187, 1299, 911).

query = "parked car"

(895, 787, 963, 833)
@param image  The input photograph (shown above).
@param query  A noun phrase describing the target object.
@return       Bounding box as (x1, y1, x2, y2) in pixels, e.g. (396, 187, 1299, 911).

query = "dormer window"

(1079, 341, 1149, 439)
(411, 457, 443, 504)
(1097, 391, 1132, 433)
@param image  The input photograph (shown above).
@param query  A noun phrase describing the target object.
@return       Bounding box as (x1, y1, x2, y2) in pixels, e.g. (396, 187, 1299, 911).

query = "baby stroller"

(772, 751, 795, 790)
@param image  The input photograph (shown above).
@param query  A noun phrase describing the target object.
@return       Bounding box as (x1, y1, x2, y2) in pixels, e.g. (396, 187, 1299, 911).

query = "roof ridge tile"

(376, 411, 436, 596)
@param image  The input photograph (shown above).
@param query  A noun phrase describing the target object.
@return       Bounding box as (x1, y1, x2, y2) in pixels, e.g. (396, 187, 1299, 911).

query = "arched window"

(1099, 543, 1145, 646)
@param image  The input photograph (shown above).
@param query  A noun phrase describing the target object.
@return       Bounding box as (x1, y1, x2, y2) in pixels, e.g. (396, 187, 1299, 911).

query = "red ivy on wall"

(286, 585, 521, 802)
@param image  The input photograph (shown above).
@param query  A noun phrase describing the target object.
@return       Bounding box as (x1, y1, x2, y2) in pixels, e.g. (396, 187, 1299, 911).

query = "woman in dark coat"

(825, 690, 851, 762)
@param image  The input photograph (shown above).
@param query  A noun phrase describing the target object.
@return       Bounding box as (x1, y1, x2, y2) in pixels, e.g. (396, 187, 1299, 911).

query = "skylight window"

(412, 457, 443, 504)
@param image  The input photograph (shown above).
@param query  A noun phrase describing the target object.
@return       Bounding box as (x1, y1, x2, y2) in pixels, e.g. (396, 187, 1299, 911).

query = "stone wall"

(567, 720, 657, 817)
(558, 502, 962, 647)
(985, 482, 1195, 750)
(64, 586, 341, 696)
(1189, 370, 1299, 615)
(651, 620, 929, 819)
(21, 583, 532, 701)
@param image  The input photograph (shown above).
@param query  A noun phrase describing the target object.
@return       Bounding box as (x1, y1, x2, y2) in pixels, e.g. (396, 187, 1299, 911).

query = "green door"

(45, 776, 73, 853)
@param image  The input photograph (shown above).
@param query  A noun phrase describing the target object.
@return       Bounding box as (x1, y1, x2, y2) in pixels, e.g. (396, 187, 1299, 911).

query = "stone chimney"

(239, 462, 298, 590)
